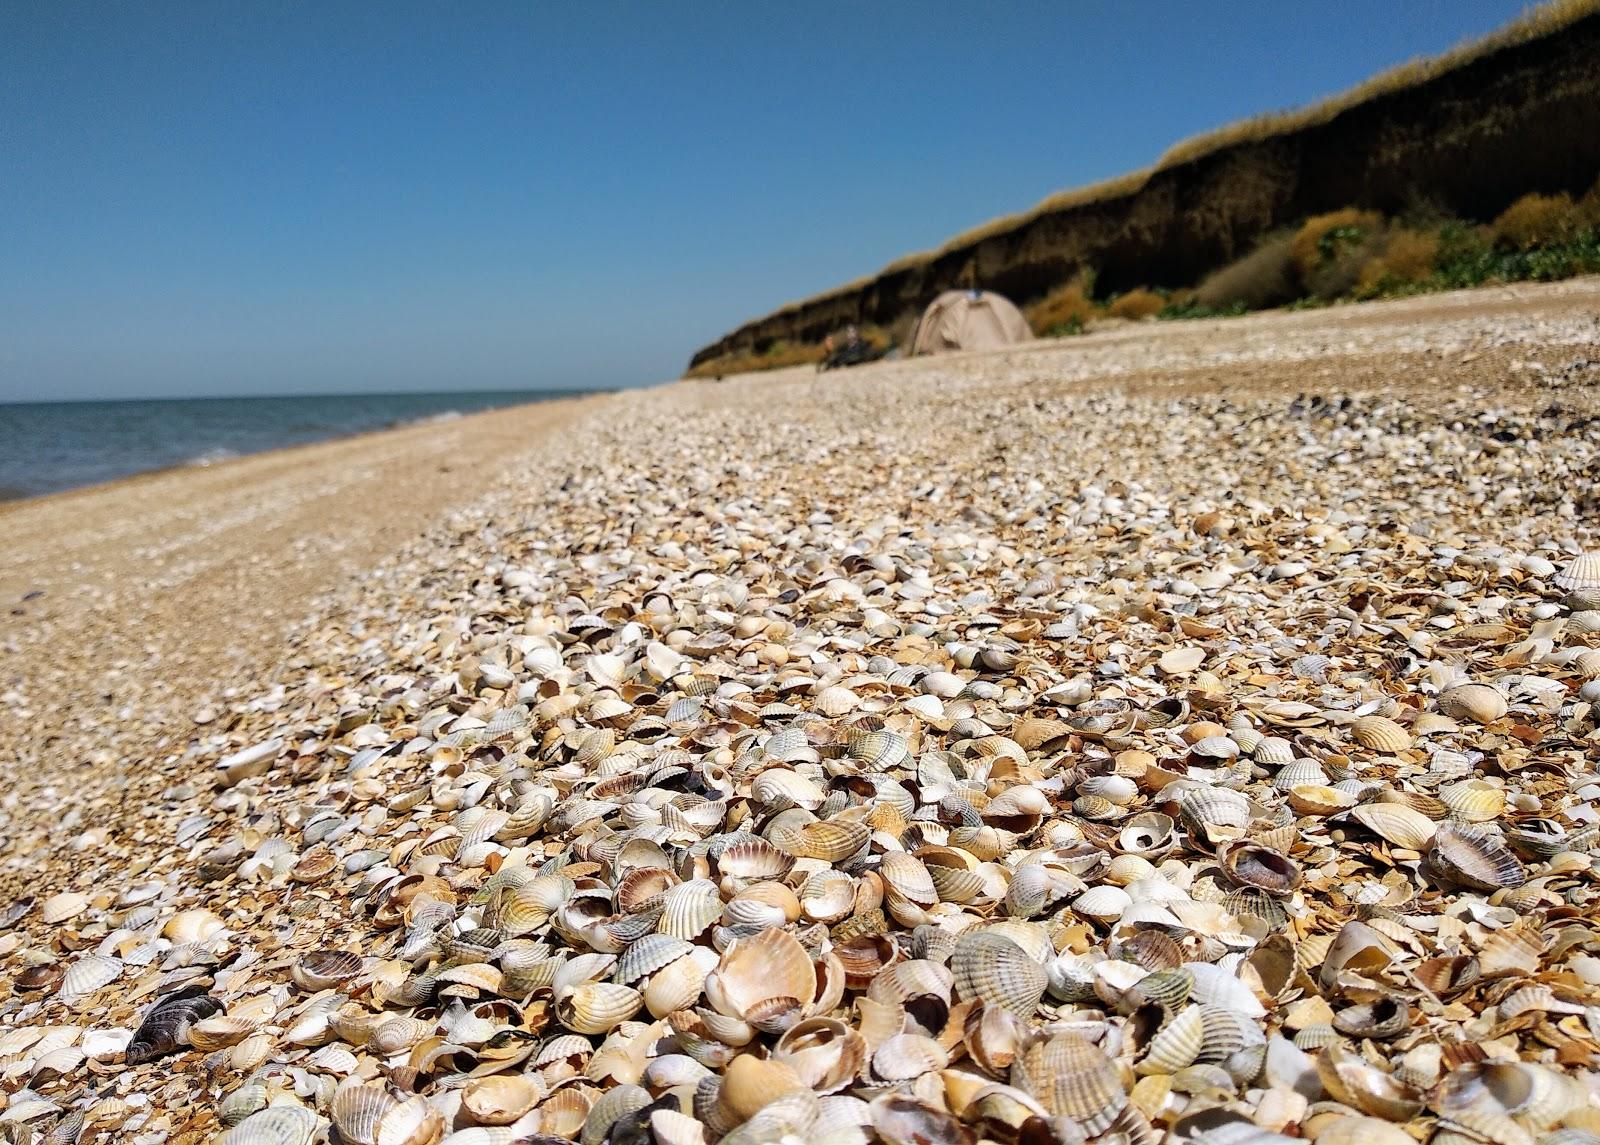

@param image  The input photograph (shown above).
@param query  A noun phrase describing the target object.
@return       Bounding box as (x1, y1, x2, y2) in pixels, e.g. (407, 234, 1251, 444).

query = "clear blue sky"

(0, 1, 1534, 400)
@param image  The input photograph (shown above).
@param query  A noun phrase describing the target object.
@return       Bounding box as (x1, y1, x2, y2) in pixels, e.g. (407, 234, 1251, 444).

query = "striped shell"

(951, 931, 1047, 1018)
(1440, 780, 1506, 823)
(776, 819, 870, 862)
(1554, 551, 1600, 591)
(58, 954, 122, 1002)
(1136, 1004, 1205, 1075)
(1426, 823, 1527, 892)
(331, 1084, 398, 1145)
(1014, 1033, 1127, 1135)
(218, 1106, 319, 1145)
(1351, 715, 1411, 752)
(658, 879, 724, 939)
(555, 981, 643, 1035)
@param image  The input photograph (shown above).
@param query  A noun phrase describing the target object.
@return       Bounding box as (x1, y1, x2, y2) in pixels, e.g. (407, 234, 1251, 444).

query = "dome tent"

(908, 289, 1032, 356)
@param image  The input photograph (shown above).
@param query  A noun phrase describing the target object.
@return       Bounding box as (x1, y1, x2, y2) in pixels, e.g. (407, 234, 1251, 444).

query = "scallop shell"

(703, 926, 817, 1032)
(1136, 1004, 1206, 1075)
(951, 931, 1047, 1018)
(777, 819, 870, 862)
(659, 879, 724, 939)
(1438, 683, 1508, 725)
(58, 954, 122, 1001)
(879, 851, 937, 906)
(1351, 715, 1411, 752)
(1288, 783, 1357, 815)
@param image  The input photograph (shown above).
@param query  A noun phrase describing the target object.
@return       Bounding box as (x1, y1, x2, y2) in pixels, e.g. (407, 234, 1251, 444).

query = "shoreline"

(0, 388, 614, 510)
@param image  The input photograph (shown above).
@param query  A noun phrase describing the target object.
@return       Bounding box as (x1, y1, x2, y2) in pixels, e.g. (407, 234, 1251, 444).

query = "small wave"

(186, 448, 240, 468)
(411, 410, 463, 426)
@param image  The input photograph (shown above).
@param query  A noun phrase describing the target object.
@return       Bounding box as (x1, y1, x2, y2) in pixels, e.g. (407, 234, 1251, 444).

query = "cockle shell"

(703, 927, 818, 1032)
(1351, 715, 1411, 752)
(1013, 1033, 1127, 1135)
(1439, 683, 1508, 724)
(1427, 823, 1527, 891)
(951, 931, 1047, 1018)
(218, 1106, 319, 1145)
(1346, 802, 1438, 850)
(461, 1074, 540, 1126)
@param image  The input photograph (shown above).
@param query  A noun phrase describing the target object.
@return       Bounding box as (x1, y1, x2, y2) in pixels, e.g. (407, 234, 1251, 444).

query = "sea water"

(0, 390, 585, 500)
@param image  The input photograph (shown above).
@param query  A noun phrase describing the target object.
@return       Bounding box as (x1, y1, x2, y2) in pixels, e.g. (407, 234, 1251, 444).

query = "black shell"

(125, 985, 223, 1065)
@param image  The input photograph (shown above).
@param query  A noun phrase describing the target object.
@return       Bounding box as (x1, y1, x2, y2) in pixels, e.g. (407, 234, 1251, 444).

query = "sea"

(0, 390, 585, 501)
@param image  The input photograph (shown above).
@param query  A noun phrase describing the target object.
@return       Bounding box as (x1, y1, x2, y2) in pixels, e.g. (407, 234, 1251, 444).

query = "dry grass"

(1023, 279, 1098, 334)
(1492, 191, 1593, 248)
(1356, 229, 1441, 293)
(684, 341, 824, 380)
(1291, 209, 1384, 281)
(1106, 288, 1165, 321)
(1194, 233, 1298, 310)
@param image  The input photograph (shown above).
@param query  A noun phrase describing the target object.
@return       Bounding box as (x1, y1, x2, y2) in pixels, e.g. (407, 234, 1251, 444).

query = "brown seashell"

(719, 1053, 806, 1124)
(1426, 823, 1526, 892)
(461, 1074, 540, 1126)
(1350, 714, 1411, 752)
(772, 1017, 867, 1094)
(951, 931, 1047, 1019)
(1344, 802, 1438, 850)
(1218, 841, 1301, 897)
(1013, 1032, 1127, 1136)
(703, 926, 818, 1033)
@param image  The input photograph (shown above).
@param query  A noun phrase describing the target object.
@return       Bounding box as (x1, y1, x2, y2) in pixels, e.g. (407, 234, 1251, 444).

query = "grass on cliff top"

(743, 0, 1600, 326)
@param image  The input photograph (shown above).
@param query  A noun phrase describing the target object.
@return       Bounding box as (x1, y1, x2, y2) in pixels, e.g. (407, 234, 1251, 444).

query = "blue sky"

(0, 1, 1535, 400)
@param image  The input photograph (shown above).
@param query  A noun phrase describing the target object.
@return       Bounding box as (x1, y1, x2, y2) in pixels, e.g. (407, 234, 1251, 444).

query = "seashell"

(951, 930, 1047, 1018)
(617, 933, 695, 984)
(1218, 841, 1301, 896)
(659, 879, 724, 939)
(1439, 779, 1507, 823)
(40, 891, 90, 925)
(1288, 783, 1357, 816)
(869, 1094, 967, 1145)
(777, 819, 870, 862)
(718, 837, 796, 881)
(581, 1085, 653, 1145)
(1345, 802, 1437, 850)
(186, 1014, 260, 1051)
(800, 869, 857, 922)
(1554, 551, 1600, 592)
(332, 1083, 399, 1145)
(1426, 822, 1527, 892)
(1438, 683, 1508, 724)
(719, 1053, 807, 1124)
(1073, 884, 1133, 923)
(1013, 1032, 1127, 1136)
(1317, 1043, 1422, 1121)
(461, 1075, 540, 1126)
(291, 949, 364, 992)
(58, 954, 122, 1001)
(1185, 962, 1264, 1017)
(772, 1017, 867, 1094)
(555, 981, 643, 1035)
(703, 927, 818, 1033)
(1333, 998, 1411, 1039)
(125, 985, 223, 1065)
(1136, 1003, 1205, 1075)
(1350, 715, 1411, 752)
(369, 1016, 431, 1057)
(879, 851, 937, 906)
(1253, 736, 1294, 766)
(218, 1106, 319, 1145)
(164, 907, 226, 944)
(872, 1033, 948, 1081)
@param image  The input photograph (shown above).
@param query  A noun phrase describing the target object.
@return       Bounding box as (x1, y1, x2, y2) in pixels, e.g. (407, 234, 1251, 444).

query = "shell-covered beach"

(5, 281, 1600, 1144)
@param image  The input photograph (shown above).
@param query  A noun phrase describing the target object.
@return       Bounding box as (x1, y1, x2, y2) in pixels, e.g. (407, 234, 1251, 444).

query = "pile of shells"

(5, 327, 1600, 1145)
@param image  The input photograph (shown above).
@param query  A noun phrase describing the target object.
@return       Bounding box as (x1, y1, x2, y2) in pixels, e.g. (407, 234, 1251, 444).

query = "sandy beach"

(4, 278, 1600, 1142)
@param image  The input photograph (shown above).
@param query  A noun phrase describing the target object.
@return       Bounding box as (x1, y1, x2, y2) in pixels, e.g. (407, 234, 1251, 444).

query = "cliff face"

(688, 12, 1600, 372)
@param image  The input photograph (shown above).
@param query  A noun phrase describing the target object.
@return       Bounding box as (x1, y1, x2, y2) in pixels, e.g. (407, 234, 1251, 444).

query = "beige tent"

(909, 290, 1032, 356)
